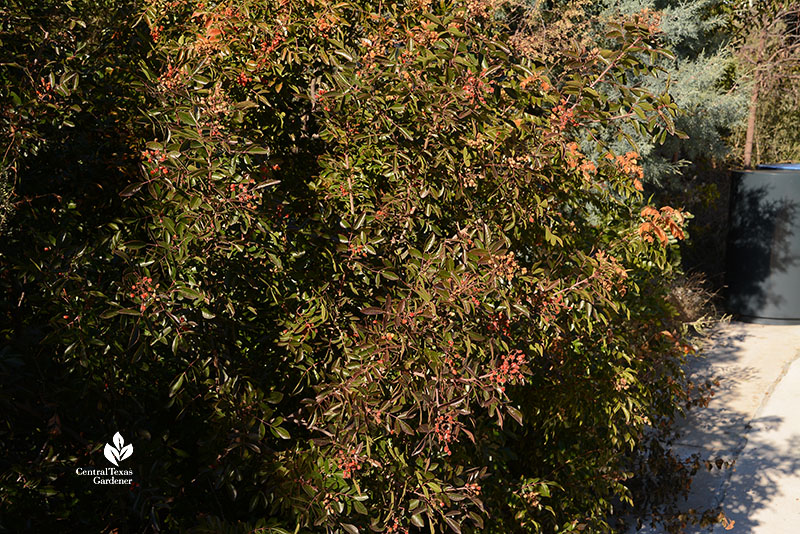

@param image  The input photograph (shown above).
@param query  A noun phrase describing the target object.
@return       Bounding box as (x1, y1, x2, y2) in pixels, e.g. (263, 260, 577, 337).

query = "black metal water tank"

(726, 166, 800, 324)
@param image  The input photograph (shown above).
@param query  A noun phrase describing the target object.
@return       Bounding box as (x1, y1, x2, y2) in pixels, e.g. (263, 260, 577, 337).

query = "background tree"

(729, 0, 800, 167)
(746, 70, 800, 164)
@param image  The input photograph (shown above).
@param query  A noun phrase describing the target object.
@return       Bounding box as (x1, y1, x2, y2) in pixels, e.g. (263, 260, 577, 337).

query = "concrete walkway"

(641, 321, 800, 533)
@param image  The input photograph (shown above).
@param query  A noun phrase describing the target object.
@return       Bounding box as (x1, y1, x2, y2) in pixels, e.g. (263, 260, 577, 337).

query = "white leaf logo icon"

(104, 432, 133, 466)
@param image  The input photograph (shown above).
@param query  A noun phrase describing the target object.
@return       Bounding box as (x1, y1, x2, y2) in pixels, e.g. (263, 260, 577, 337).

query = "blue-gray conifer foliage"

(595, 0, 748, 184)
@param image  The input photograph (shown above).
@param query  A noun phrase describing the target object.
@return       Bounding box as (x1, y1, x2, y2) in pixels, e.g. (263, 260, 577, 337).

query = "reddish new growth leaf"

(639, 205, 687, 245)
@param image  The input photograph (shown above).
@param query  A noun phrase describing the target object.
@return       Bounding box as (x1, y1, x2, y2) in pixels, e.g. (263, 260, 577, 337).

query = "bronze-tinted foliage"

(1, 1, 702, 533)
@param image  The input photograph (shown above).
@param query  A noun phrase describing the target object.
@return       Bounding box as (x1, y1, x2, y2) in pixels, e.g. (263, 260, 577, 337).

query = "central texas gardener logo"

(104, 432, 133, 466)
(74, 431, 135, 485)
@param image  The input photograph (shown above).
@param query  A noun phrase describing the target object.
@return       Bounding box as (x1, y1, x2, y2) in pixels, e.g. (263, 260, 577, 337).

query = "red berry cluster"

(464, 482, 482, 494)
(521, 485, 542, 508)
(199, 85, 232, 136)
(465, 0, 498, 18)
(257, 163, 280, 175)
(150, 24, 164, 42)
(490, 349, 527, 390)
(461, 72, 493, 104)
(272, 203, 290, 222)
(385, 518, 408, 534)
(400, 310, 418, 325)
(335, 448, 363, 479)
(551, 98, 577, 131)
(236, 71, 252, 86)
(565, 142, 581, 168)
(35, 78, 54, 101)
(564, 142, 597, 178)
(539, 291, 570, 323)
(442, 351, 463, 374)
(257, 33, 285, 64)
(520, 73, 551, 92)
(409, 23, 438, 47)
(370, 407, 383, 424)
(317, 89, 331, 112)
(314, 13, 335, 37)
(228, 179, 258, 209)
(487, 311, 511, 336)
(158, 64, 186, 92)
(433, 412, 457, 455)
(142, 148, 169, 176)
(487, 251, 523, 279)
(348, 243, 367, 257)
(129, 276, 159, 312)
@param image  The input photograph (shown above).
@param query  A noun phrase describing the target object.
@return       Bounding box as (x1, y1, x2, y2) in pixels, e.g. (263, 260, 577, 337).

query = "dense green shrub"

(1, 1, 701, 532)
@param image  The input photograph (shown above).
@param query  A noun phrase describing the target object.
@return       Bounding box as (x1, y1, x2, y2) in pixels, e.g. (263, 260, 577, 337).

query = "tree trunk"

(743, 79, 759, 168)
(755, 125, 760, 166)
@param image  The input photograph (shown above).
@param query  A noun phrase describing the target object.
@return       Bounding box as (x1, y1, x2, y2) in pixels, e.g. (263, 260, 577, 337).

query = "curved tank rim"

(756, 163, 800, 170)
(732, 168, 800, 175)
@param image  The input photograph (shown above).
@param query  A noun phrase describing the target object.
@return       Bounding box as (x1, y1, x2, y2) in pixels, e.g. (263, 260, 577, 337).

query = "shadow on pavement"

(631, 322, 800, 533)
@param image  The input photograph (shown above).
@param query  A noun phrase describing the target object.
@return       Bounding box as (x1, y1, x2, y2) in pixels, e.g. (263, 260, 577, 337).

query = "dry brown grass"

(667, 271, 730, 337)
